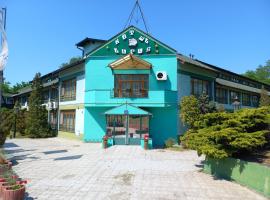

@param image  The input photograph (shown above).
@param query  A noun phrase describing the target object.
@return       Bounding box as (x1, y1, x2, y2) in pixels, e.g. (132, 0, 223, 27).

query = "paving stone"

(3, 138, 268, 200)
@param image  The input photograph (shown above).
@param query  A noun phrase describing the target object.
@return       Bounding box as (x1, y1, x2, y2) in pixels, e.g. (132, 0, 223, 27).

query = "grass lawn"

(57, 131, 84, 141)
(166, 145, 186, 152)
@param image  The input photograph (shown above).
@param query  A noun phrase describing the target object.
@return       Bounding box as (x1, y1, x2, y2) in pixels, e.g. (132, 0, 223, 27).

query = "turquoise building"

(12, 26, 270, 148)
(84, 26, 178, 147)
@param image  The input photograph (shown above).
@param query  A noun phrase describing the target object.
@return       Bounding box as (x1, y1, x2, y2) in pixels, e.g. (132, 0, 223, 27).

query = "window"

(251, 95, 259, 107)
(242, 93, 251, 106)
(51, 88, 58, 101)
(191, 78, 210, 97)
(42, 90, 49, 103)
(114, 74, 149, 98)
(49, 111, 58, 130)
(229, 90, 241, 104)
(215, 86, 228, 104)
(59, 110, 75, 132)
(61, 78, 76, 101)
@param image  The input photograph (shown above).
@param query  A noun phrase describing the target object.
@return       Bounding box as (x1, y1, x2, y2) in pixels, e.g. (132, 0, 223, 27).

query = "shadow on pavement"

(43, 150, 68, 155)
(54, 155, 82, 161)
(4, 149, 37, 154)
(25, 192, 36, 200)
(4, 142, 19, 148)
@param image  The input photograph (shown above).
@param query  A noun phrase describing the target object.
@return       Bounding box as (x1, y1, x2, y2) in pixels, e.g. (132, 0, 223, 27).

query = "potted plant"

(0, 164, 9, 175)
(3, 184, 25, 200)
(144, 134, 149, 150)
(0, 176, 16, 197)
(102, 135, 109, 149)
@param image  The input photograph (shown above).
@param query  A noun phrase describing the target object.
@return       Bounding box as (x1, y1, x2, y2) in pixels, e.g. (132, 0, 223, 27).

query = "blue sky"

(1, 0, 270, 85)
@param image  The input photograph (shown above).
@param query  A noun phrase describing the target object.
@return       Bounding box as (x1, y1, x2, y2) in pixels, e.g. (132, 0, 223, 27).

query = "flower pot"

(103, 139, 108, 149)
(3, 184, 25, 200)
(102, 135, 109, 149)
(16, 180, 27, 185)
(144, 138, 148, 150)
(0, 182, 15, 198)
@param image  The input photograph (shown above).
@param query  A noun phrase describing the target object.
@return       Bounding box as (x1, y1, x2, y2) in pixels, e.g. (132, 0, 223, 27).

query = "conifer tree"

(198, 92, 216, 114)
(259, 88, 270, 107)
(25, 73, 54, 138)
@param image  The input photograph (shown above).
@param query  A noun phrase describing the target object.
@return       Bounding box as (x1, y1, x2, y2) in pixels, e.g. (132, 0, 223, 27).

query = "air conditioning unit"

(53, 102, 58, 109)
(47, 102, 53, 110)
(156, 71, 167, 80)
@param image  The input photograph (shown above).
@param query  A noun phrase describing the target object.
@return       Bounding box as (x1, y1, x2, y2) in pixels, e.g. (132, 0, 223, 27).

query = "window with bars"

(215, 86, 228, 104)
(59, 110, 75, 133)
(114, 74, 149, 98)
(60, 78, 76, 101)
(191, 78, 210, 97)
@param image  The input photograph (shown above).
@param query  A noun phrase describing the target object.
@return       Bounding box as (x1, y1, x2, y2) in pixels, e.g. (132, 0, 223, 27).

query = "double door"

(106, 115, 149, 145)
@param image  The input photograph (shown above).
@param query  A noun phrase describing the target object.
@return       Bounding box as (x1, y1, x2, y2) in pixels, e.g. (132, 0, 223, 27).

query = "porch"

(105, 103, 152, 146)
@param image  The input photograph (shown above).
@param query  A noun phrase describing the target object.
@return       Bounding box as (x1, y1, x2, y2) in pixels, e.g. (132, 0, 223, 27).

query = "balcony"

(85, 89, 177, 107)
(60, 95, 76, 102)
(114, 88, 148, 98)
(59, 124, 75, 133)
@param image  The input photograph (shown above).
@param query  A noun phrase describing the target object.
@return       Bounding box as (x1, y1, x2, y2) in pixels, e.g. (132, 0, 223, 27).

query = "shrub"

(180, 96, 200, 128)
(259, 88, 270, 107)
(0, 108, 13, 146)
(165, 138, 176, 148)
(13, 101, 27, 136)
(25, 73, 55, 138)
(181, 106, 270, 159)
(198, 92, 216, 114)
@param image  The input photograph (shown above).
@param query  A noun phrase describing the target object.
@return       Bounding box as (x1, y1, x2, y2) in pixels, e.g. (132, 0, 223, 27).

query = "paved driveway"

(3, 138, 266, 200)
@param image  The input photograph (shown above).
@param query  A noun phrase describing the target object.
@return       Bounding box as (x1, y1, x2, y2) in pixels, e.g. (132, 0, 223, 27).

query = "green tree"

(59, 56, 82, 68)
(12, 81, 31, 93)
(0, 108, 13, 146)
(181, 107, 270, 159)
(14, 101, 27, 136)
(198, 92, 216, 114)
(0, 81, 30, 93)
(180, 95, 200, 128)
(259, 88, 270, 107)
(243, 60, 270, 85)
(0, 81, 12, 93)
(25, 73, 55, 138)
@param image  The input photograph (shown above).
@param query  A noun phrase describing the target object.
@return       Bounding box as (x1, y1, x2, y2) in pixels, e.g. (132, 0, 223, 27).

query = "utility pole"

(0, 7, 7, 109)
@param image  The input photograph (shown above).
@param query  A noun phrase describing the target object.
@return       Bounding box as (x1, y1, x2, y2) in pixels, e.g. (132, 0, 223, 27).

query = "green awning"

(104, 103, 152, 115)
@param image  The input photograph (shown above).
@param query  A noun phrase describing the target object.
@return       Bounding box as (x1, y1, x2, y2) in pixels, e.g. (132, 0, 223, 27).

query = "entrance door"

(129, 115, 149, 145)
(106, 115, 127, 145)
(106, 115, 149, 145)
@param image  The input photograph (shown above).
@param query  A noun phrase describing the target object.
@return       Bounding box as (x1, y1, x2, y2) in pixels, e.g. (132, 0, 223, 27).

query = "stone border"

(204, 157, 270, 198)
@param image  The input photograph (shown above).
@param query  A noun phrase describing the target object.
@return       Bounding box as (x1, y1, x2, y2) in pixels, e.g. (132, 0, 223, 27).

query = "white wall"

(59, 74, 85, 135)
(59, 74, 85, 106)
(75, 108, 84, 135)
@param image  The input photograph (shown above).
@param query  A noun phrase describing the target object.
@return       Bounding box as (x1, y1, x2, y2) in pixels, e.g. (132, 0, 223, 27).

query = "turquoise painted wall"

(84, 107, 108, 142)
(84, 55, 178, 144)
(147, 105, 178, 147)
(85, 55, 177, 92)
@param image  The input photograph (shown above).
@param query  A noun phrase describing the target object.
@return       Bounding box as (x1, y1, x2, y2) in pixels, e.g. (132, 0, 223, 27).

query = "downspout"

(57, 78, 61, 133)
